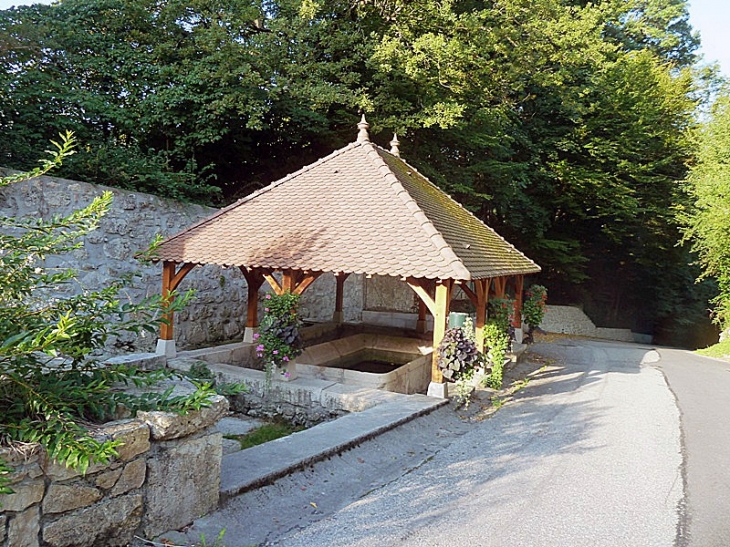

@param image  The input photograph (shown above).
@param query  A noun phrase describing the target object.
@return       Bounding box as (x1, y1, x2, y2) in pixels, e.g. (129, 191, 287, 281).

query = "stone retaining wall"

(0, 172, 364, 355)
(0, 396, 228, 546)
(540, 305, 652, 343)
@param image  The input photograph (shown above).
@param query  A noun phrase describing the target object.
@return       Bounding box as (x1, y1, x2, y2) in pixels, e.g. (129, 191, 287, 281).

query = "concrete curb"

(220, 394, 447, 500)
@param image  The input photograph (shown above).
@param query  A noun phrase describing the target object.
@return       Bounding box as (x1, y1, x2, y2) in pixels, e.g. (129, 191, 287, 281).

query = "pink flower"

(273, 350, 279, 355)
(283, 355, 290, 362)
(256, 344, 265, 352)
(283, 371, 290, 378)
(253, 332, 260, 340)
(264, 307, 269, 312)
(256, 352, 263, 358)
(265, 294, 272, 300)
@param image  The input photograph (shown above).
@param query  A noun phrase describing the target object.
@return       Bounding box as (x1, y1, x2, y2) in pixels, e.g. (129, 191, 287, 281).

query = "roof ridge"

(376, 147, 540, 273)
(156, 142, 359, 253)
(362, 143, 473, 280)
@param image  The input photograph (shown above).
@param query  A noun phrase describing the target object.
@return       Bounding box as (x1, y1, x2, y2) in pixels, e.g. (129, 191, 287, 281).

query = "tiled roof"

(155, 138, 540, 281)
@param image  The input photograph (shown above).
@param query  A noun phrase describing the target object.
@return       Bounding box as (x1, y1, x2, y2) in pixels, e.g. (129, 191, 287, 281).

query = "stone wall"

(0, 397, 228, 546)
(0, 172, 363, 355)
(540, 305, 653, 343)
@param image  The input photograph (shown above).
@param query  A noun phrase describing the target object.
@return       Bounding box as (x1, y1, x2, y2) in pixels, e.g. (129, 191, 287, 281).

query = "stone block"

(111, 458, 146, 497)
(43, 484, 102, 514)
(104, 420, 151, 462)
(0, 480, 44, 512)
(0, 515, 6, 543)
(137, 395, 228, 440)
(143, 432, 222, 537)
(95, 467, 123, 490)
(42, 494, 143, 547)
(7, 506, 40, 547)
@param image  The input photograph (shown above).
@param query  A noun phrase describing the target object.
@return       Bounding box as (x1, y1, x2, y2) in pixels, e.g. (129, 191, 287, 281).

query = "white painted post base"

(243, 327, 259, 343)
(332, 311, 344, 324)
(155, 339, 176, 359)
(427, 381, 448, 399)
(416, 319, 428, 334)
(276, 361, 298, 382)
(513, 327, 524, 344)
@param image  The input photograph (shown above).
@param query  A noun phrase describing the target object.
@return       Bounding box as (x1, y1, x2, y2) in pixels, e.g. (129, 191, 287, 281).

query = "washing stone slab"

(220, 393, 447, 500)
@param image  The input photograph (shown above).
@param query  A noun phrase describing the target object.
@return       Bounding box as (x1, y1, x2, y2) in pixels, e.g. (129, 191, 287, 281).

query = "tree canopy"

(0, 0, 717, 344)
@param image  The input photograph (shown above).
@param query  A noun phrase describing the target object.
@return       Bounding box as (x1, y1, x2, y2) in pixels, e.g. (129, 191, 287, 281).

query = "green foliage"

(437, 327, 480, 383)
(483, 321, 510, 390)
(681, 91, 730, 329)
(522, 285, 548, 329)
(256, 292, 302, 386)
(184, 361, 248, 398)
(488, 298, 514, 333)
(0, 136, 214, 504)
(696, 338, 730, 360)
(226, 418, 305, 451)
(0, 0, 710, 338)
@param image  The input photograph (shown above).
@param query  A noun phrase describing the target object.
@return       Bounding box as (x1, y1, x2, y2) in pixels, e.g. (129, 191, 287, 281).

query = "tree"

(681, 91, 730, 330)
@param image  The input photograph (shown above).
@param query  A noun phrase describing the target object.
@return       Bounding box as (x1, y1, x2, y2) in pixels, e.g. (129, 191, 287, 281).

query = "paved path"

(656, 348, 730, 547)
(267, 339, 682, 546)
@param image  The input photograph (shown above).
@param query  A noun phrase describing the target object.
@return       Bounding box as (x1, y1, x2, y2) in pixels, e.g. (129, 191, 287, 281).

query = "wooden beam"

(493, 276, 507, 298)
(292, 271, 322, 295)
(406, 277, 437, 316)
(334, 273, 350, 312)
(159, 261, 197, 341)
(475, 278, 489, 352)
(240, 267, 265, 328)
(460, 282, 478, 307)
(512, 274, 524, 328)
(261, 269, 283, 296)
(430, 279, 453, 384)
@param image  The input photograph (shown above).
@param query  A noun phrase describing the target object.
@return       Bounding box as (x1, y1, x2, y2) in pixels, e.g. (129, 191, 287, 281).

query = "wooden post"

(416, 298, 428, 333)
(157, 260, 196, 357)
(240, 268, 264, 328)
(475, 279, 489, 352)
(429, 279, 452, 392)
(160, 261, 176, 341)
(333, 273, 350, 323)
(512, 275, 524, 328)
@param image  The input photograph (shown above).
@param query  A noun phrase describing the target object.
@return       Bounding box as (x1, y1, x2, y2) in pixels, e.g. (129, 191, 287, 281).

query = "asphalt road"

(656, 347, 730, 547)
(268, 339, 682, 547)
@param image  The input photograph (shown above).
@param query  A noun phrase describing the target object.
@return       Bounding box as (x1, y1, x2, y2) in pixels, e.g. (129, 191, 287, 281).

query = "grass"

(225, 418, 305, 450)
(696, 338, 730, 361)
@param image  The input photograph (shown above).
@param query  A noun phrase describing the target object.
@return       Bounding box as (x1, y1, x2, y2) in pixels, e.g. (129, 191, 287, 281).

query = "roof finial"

(389, 133, 400, 157)
(357, 114, 370, 143)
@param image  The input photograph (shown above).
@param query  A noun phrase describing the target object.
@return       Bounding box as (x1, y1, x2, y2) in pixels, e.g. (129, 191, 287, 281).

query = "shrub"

(489, 297, 514, 332)
(255, 292, 302, 385)
(437, 327, 480, 383)
(483, 321, 510, 389)
(522, 284, 548, 329)
(0, 133, 218, 501)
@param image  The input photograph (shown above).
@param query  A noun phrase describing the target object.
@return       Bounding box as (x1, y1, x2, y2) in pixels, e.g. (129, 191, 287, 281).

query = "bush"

(255, 292, 302, 385)
(522, 284, 548, 329)
(0, 134, 219, 501)
(437, 327, 480, 383)
(483, 321, 510, 389)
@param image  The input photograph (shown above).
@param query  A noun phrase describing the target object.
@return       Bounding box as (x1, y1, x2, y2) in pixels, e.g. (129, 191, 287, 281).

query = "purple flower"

(253, 332, 260, 340)
(256, 344, 265, 352)
(273, 350, 279, 355)
(283, 371, 290, 378)
(256, 352, 263, 358)
(283, 355, 290, 362)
